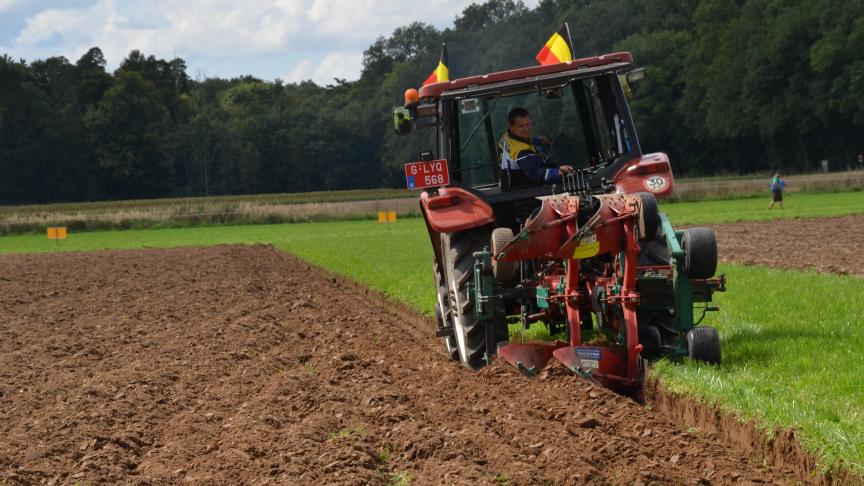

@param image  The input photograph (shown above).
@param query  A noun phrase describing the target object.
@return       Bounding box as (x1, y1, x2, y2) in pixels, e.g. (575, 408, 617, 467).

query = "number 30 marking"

(646, 176, 666, 192)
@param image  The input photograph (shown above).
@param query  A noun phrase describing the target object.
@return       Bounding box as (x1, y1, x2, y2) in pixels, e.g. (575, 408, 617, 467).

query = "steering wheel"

(538, 140, 554, 163)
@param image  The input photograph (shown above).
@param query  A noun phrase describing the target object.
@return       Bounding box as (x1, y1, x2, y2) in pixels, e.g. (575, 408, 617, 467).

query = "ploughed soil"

(711, 214, 864, 277)
(0, 216, 859, 485)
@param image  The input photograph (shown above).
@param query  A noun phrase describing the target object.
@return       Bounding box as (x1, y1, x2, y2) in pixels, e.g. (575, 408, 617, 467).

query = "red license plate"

(405, 159, 449, 190)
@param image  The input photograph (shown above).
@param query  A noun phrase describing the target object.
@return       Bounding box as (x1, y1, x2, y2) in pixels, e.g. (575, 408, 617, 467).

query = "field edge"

(645, 379, 861, 485)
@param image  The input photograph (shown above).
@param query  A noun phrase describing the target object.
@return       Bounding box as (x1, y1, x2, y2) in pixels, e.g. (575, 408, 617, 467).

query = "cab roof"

(418, 51, 633, 100)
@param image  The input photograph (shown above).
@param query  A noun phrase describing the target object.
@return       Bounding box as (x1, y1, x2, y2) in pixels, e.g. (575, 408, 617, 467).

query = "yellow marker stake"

(47, 226, 67, 251)
(378, 211, 387, 223)
(387, 211, 397, 223)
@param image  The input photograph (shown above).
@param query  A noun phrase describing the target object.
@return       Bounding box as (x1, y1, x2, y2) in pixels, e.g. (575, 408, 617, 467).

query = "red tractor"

(393, 52, 726, 397)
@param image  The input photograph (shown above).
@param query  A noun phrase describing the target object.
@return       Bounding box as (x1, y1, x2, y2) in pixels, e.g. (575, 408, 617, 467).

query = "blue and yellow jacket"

(499, 131, 560, 186)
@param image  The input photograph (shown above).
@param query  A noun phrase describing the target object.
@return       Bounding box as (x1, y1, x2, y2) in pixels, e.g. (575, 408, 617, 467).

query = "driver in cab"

(499, 107, 573, 189)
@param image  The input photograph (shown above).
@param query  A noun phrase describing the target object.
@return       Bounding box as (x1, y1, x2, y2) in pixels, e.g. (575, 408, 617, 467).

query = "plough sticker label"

(576, 348, 601, 370)
(405, 159, 450, 190)
(645, 175, 667, 193)
(572, 234, 600, 259)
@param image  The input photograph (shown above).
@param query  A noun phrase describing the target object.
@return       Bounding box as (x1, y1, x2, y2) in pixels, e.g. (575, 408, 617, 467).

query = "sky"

(0, 0, 539, 85)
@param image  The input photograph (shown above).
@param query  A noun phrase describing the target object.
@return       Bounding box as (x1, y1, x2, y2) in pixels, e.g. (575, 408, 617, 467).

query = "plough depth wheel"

(687, 326, 721, 365)
(682, 227, 718, 279)
(491, 227, 518, 282)
(636, 192, 660, 241)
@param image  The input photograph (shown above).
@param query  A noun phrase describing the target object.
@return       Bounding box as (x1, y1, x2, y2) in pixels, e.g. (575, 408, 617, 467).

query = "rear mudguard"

(421, 187, 495, 274)
(420, 187, 495, 234)
(613, 152, 674, 199)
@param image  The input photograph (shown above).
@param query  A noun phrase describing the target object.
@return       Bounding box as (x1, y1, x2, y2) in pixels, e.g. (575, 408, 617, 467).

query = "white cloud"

(12, 0, 307, 61)
(3, 0, 540, 81)
(0, 0, 21, 11)
(154, 0, 305, 55)
(283, 59, 314, 82)
(282, 50, 363, 85)
(14, 1, 110, 45)
(301, 0, 468, 40)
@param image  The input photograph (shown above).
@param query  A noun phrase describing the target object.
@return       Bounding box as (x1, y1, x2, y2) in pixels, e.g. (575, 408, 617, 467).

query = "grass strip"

(652, 263, 864, 475)
(658, 191, 864, 226)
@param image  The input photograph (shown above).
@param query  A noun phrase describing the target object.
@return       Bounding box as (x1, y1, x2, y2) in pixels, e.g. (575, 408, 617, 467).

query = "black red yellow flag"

(536, 24, 574, 65)
(422, 44, 449, 86)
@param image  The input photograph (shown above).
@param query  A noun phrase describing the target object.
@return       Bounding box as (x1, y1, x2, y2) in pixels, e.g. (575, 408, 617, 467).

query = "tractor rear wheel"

(442, 228, 508, 369)
(686, 326, 721, 365)
(682, 228, 718, 279)
(433, 260, 459, 361)
(491, 227, 518, 282)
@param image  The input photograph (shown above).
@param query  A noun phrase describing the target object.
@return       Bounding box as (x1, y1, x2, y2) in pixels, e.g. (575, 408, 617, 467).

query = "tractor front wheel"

(686, 326, 721, 365)
(442, 228, 507, 369)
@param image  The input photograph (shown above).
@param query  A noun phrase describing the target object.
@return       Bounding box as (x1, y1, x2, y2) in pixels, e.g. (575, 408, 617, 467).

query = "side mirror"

(393, 106, 412, 136)
(626, 67, 646, 84)
(619, 68, 647, 99)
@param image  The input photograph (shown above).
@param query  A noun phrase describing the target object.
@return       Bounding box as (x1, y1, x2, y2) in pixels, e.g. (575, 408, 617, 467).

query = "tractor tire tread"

(443, 228, 507, 369)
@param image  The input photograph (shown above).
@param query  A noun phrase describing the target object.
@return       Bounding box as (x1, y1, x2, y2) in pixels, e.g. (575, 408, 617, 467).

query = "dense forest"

(1, 0, 863, 204)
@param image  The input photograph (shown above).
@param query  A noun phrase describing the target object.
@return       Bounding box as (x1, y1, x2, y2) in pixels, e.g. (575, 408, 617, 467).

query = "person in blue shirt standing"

(768, 171, 786, 209)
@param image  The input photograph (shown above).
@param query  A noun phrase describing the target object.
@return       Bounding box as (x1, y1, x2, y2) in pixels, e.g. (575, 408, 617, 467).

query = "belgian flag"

(536, 24, 574, 65)
(422, 45, 449, 86)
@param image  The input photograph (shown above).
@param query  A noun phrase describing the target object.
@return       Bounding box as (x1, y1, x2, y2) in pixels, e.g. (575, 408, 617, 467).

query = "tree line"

(1, 0, 862, 205)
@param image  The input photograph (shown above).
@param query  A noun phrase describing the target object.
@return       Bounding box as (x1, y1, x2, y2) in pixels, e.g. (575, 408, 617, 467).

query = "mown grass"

(660, 190, 864, 225)
(1, 194, 862, 474)
(652, 264, 864, 475)
(3, 190, 863, 257)
(668, 176, 863, 202)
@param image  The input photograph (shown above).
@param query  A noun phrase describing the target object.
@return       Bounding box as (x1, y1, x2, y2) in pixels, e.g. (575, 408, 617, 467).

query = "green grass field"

(2, 190, 863, 256)
(653, 265, 864, 474)
(1, 192, 863, 474)
(659, 191, 864, 225)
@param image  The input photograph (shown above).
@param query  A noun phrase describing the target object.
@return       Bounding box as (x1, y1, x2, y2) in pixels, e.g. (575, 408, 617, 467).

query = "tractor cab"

(396, 52, 725, 399)
(395, 52, 663, 230)
(435, 59, 639, 193)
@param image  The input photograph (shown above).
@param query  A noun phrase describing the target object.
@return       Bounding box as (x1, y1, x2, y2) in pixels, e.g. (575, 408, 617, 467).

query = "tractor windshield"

(451, 73, 636, 189)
